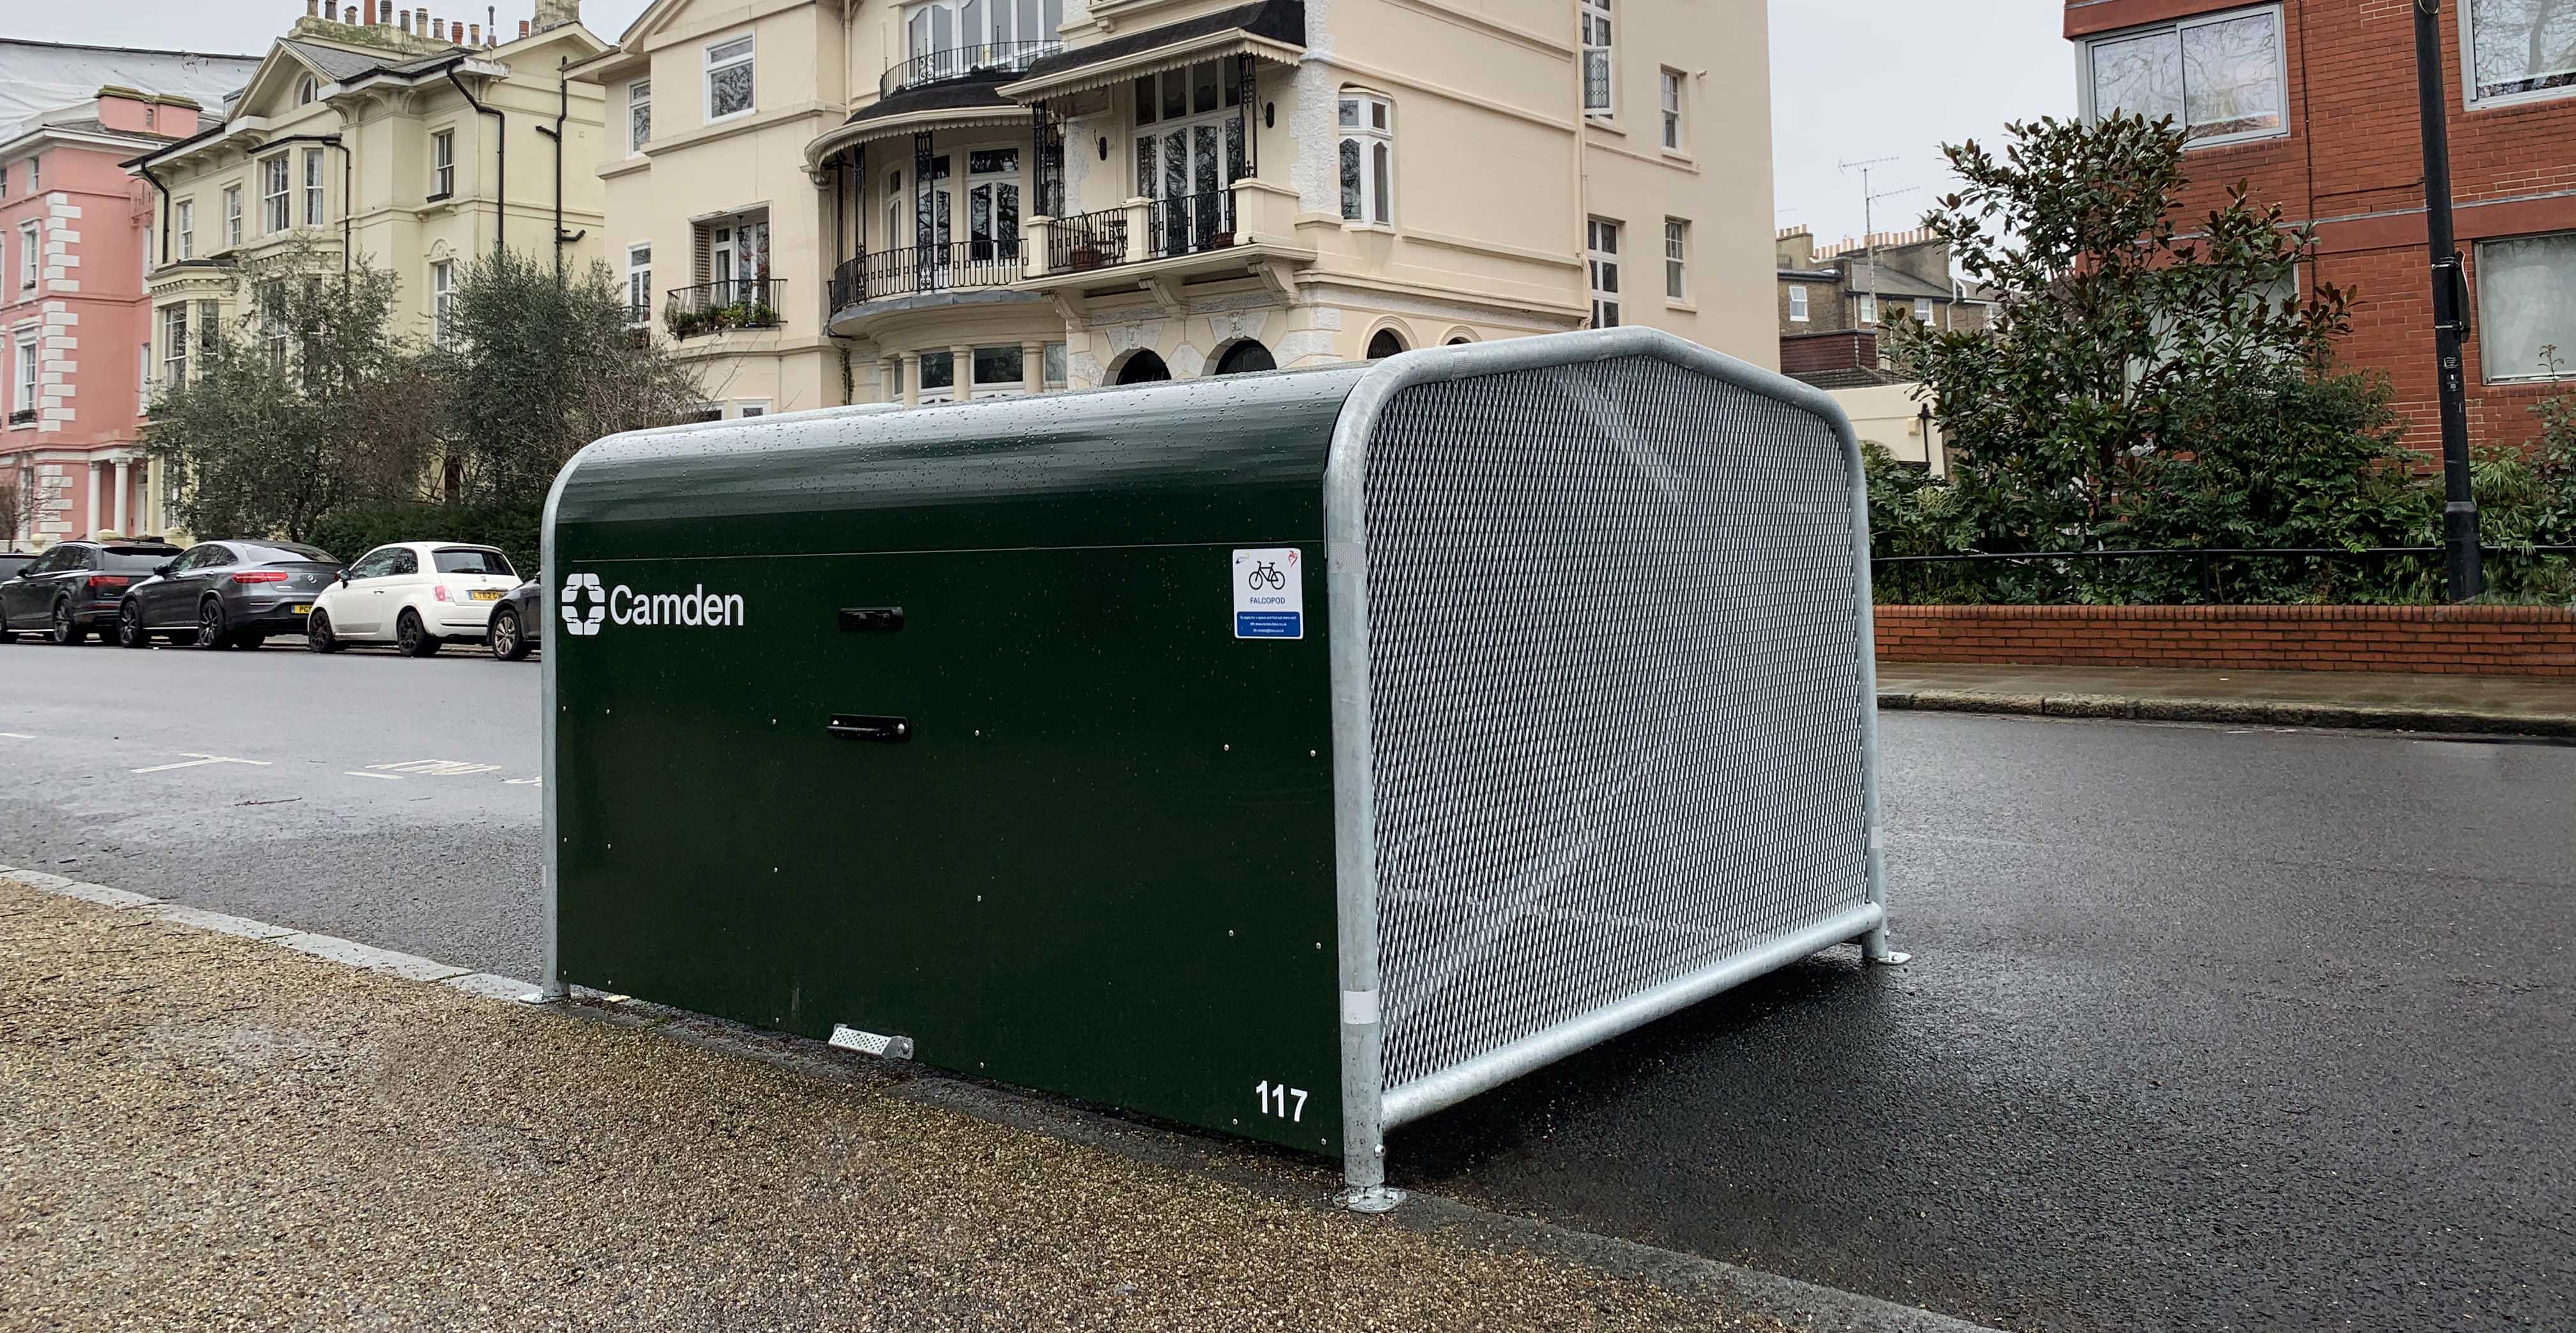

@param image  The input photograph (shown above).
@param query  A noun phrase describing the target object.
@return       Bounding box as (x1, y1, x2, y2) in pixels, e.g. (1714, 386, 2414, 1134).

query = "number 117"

(1254, 1079, 1308, 1122)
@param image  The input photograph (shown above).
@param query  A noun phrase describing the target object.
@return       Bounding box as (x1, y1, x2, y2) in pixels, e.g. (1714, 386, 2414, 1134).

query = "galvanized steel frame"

(1322, 327, 1891, 1192)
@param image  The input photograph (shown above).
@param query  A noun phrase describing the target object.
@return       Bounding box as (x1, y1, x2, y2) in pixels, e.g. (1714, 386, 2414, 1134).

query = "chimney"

(362, 0, 376, 24)
(532, 0, 579, 33)
(518, 19, 528, 38)
(432, 16, 443, 37)
(469, 22, 480, 44)
(325, 0, 337, 18)
(399, 9, 411, 31)
(307, 0, 319, 17)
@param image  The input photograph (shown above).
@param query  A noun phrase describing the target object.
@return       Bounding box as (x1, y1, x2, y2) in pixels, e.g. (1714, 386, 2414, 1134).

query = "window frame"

(302, 148, 326, 227)
(12, 332, 36, 424)
(1663, 217, 1688, 303)
(1788, 284, 1809, 323)
(1915, 297, 1936, 325)
(627, 78, 652, 155)
(431, 260, 456, 350)
(1587, 216, 1621, 328)
(1659, 68, 1685, 150)
(705, 33, 757, 125)
(160, 304, 190, 385)
(2463, 0, 2576, 109)
(298, 73, 319, 105)
(625, 242, 654, 323)
(1337, 91, 1395, 227)
(175, 199, 195, 261)
(260, 154, 292, 233)
(1581, 0, 1615, 119)
(1859, 292, 1879, 326)
(429, 130, 456, 200)
(2473, 230, 2576, 383)
(2078, 3, 2289, 150)
(19, 220, 38, 292)
(223, 185, 243, 249)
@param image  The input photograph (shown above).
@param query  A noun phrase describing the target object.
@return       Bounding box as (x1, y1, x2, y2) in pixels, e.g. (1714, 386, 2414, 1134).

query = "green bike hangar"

(536, 327, 1901, 1208)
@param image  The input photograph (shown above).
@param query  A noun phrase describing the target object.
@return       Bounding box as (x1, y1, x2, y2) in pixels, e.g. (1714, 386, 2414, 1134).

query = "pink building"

(1, 78, 236, 546)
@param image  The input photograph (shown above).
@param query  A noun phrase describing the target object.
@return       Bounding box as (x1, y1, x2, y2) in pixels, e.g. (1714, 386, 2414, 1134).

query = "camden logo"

(560, 574, 608, 636)
(562, 572, 746, 635)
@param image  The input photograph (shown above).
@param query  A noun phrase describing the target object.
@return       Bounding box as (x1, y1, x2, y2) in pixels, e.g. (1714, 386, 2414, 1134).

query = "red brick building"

(2066, 0, 2576, 458)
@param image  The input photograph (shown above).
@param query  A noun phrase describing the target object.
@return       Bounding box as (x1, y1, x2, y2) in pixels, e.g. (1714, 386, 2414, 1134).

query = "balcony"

(7, 408, 34, 427)
(880, 40, 1061, 98)
(831, 240, 1027, 309)
(664, 281, 785, 340)
(1045, 209, 1131, 275)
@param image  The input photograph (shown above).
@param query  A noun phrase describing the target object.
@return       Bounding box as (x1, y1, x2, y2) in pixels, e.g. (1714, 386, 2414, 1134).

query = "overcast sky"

(19, 0, 2075, 249)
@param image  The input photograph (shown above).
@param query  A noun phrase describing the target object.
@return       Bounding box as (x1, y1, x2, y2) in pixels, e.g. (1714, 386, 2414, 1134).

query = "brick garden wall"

(1874, 605, 2576, 677)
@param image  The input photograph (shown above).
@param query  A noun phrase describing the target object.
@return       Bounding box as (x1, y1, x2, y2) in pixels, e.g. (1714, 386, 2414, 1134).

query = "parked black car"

(0, 539, 186, 644)
(116, 539, 345, 649)
(0, 552, 38, 582)
(487, 578, 542, 661)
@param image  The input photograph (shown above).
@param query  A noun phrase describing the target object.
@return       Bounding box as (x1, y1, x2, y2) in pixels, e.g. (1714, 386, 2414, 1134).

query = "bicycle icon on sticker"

(1247, 561, 1287, 591)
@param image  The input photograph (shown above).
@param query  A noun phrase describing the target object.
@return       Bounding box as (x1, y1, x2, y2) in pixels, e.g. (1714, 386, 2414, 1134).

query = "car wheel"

(307, 610, 343, 653)
(489, 606, 530, 661)
(396, 609, 439, 658)
(50, 601, 86, 646)
(195, 599, 231, 649)
(117, 601, 151, 649)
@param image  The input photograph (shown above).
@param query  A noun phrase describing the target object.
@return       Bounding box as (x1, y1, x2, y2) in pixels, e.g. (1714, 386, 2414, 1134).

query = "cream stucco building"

(129, 0, 609, 521)
(576, 0, 1774, 416)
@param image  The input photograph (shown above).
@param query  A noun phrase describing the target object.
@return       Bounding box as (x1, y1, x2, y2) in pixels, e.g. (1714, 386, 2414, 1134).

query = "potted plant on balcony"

(744, 300, 779, 328)
(664, 305, 708, 339)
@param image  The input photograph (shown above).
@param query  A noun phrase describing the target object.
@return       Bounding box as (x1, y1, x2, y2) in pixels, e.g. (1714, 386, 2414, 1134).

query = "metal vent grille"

(1362, 355, 1872, 1095)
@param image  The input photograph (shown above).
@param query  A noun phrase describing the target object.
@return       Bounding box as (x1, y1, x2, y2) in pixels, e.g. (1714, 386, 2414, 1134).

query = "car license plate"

(291, 603, 314, 615)
(471, 589, 503, 601)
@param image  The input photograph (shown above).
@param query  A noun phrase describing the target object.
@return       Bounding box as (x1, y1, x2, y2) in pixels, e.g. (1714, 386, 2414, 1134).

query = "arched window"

(1338, 93, 1393, 225)
(1115, 349, 1171, 383)
(1367, 329, 1406, 359)
(298, 75, 319, 105)
(1214, 340, 1275, 374)
(1446, 336, 1472, 346)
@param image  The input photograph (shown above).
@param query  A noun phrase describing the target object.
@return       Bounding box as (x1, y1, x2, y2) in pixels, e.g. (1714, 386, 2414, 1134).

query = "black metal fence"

(831, 242, 1024, 310)
(663, 280, 784, 339)
(1149, 190, 1236, 259)
(880, 40, 1059, 97)
(1871, 545, 2576, 606)
(1049, 208, 1128, 274)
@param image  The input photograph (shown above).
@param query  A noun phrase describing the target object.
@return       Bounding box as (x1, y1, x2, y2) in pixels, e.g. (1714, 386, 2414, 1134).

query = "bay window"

(261, 154, 291, 231)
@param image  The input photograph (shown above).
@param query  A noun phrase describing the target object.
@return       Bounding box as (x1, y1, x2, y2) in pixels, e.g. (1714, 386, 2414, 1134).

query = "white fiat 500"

(305, 541, 521, 656)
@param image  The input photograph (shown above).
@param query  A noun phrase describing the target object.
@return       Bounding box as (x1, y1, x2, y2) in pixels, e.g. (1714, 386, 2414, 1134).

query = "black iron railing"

(622, 302, 652, 327)
(831, 241, 1025, 311)
(880, 40, 1060, 98)
(1049, 208, 1128, 274)
(6, 408, 34, 426)
(663, 280, 784, 339)
(1149, 190, 1237, 260)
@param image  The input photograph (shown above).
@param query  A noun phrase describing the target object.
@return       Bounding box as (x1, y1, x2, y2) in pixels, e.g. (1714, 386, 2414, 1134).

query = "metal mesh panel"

(1363, 355, 1872, 1093)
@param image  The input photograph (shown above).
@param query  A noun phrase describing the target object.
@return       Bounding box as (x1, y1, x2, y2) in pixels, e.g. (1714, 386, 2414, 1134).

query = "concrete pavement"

(1878, 662, 2576, 736)
(0, 871, 1891, 1333)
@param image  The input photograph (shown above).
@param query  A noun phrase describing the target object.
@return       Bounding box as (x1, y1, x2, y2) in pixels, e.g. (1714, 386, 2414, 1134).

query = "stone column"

(898, 351, 921, 408)
(84, 463, 100, 538)
(1021, 339, 1043, 394)
(112, 459, 132, 535)
(950, 344, 972, 400)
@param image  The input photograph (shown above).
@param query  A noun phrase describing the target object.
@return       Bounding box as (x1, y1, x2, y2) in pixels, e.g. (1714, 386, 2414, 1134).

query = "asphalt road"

(0, 636, 544, 978)
(3, 638, 2569, 1331)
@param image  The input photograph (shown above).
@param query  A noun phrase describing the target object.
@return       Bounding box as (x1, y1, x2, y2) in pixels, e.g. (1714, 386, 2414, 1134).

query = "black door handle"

(827, 714, 911, 743)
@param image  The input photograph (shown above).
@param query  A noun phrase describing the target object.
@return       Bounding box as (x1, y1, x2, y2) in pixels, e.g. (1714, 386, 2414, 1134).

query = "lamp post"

(2413, 0, 2482, 601)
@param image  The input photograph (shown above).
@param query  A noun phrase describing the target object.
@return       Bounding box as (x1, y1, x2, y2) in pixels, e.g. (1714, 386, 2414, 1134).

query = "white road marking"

(131, 753, 274, 774)
(503, 777, 542, 787)
(344, 771, 404, 781)
(0, 732, 33, 739)
(367, 759, 503, 776)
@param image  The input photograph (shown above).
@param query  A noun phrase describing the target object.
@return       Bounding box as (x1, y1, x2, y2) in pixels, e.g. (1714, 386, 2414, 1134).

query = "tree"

(0, 463, 42, 546)
(1880, 114, 2440, 602)
(430, 249, 704, 511)
(146, 253, 441, 541)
